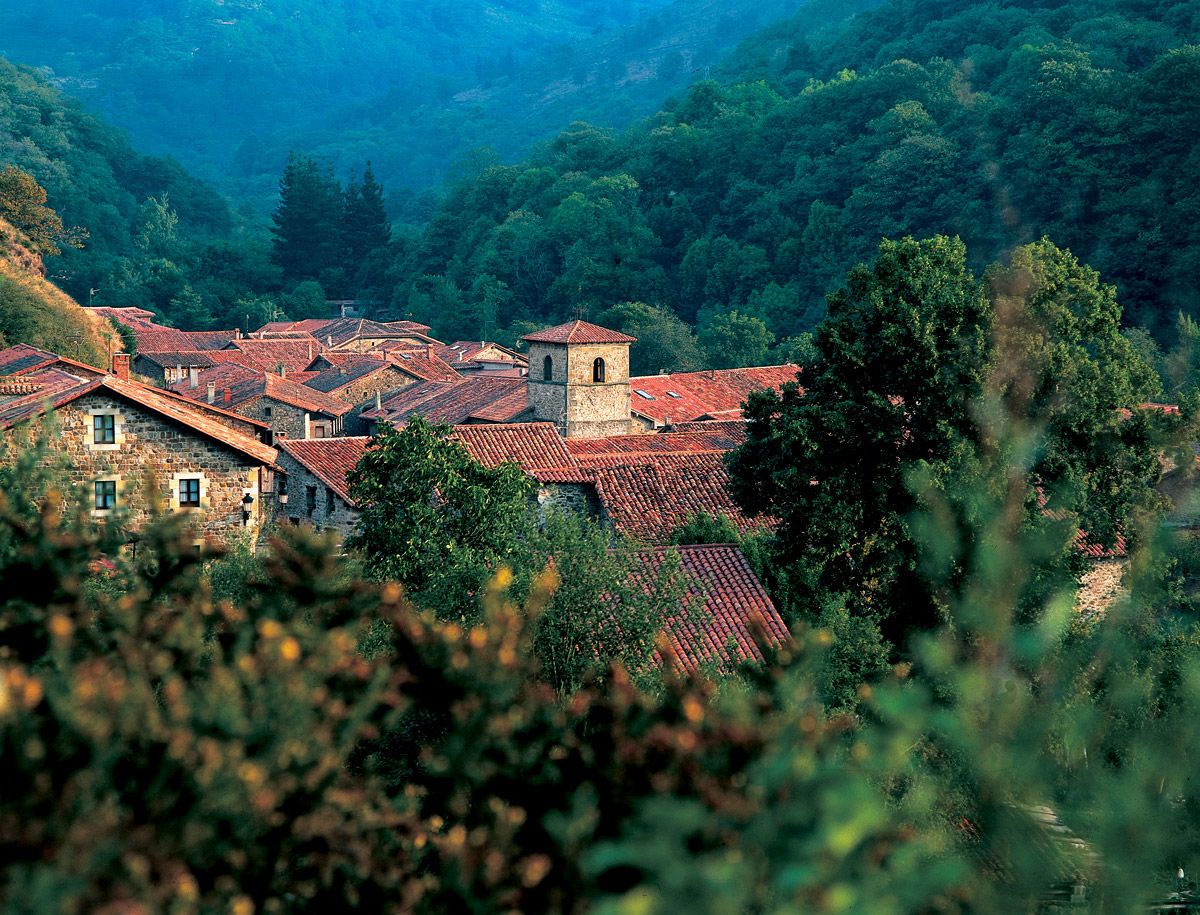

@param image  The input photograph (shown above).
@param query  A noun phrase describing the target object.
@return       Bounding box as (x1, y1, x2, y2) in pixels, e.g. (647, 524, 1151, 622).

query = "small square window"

(306, 485, 317, 518)
(179, 478, 201, 508)
(325, 486, 335, 516)
(264, 405, 273, 418)
(93, 414, 116, 445)
(95, 480, 117, 511)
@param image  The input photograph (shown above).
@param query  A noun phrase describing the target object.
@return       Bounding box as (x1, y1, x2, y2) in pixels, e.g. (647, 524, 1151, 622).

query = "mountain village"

(0, 306, 807, 673)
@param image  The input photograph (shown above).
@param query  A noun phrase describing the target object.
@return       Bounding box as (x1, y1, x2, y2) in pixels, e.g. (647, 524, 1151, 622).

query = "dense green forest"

(389, 0, 1200, 346)
(0, 0, 848, 210)
(3, 0, 1200, 354)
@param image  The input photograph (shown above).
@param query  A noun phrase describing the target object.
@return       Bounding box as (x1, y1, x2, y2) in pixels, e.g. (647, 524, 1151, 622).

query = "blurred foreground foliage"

(4, 418, 1200, 912)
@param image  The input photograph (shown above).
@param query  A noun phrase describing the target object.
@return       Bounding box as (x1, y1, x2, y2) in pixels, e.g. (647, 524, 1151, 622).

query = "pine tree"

(341, 161, 391, 265)
(271, 153, 343, 285)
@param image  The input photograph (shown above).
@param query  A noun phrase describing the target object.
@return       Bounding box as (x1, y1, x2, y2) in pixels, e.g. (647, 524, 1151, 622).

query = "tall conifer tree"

(271, 153, 343, 285)
(341, 161, 391, 264)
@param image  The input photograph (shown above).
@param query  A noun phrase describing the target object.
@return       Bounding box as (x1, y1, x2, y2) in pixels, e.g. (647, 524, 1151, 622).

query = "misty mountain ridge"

(0, 0, 843, 209)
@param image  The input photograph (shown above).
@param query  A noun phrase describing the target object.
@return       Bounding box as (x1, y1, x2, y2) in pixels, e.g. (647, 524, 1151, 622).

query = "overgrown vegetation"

(6, 360, 1200, 908)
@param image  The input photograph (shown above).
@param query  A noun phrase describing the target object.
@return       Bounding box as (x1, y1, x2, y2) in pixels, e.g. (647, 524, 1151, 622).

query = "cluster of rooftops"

(0, 308, 807, 673)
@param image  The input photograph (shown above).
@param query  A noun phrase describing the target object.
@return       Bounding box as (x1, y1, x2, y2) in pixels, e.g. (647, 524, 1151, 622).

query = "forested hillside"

(0, 0, 849, 209)
(390, 0, 1200, 346)
(0, 58, 287, 330)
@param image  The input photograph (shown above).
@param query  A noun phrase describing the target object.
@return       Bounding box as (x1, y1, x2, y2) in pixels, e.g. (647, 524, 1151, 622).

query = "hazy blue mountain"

(0, 0, 815, 209)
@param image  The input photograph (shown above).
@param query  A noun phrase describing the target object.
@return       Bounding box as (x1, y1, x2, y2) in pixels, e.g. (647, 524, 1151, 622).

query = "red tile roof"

(221, 337, 325, 373)
(185, 330, 239, 350)
(627, 544, 790, 673)
(0, 365, 277, 467)
(303, 357, 405, 393)
(255, 319, 337, 335)
(174, 369, 353, 416)
(628, 366, 800, 425)
(565, 428, 746, 459)
(134, 350, 219, 370)
(521, 320, 637, 345)
(450, 423, 577, 475)
(0, 369, 100, 423)
(388, 350, 462, 384)
(432, 341, 527, 371)
(88, 307, 237, 353)
(585, 452, 767, 543)
(670, 419, 749, 436)
(465, 384, 532, 423)
(170, 362, 260, 398)
(278, 317, 437, 348)
(278, 437, 371, 504)
(0, 343, 59, 376)
(367, 377, 528, 426)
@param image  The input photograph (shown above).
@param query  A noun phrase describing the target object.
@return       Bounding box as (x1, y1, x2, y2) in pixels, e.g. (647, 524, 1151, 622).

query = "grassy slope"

(0, 217, 115, 367)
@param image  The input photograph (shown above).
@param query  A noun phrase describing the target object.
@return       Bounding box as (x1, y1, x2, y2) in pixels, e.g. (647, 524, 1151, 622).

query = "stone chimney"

(188, 365, 199, 389)
(111, 353, 131, 380)
(426, 344, 435, 359)
(224, 388, 232, 405)
(206, 381, 216, 404)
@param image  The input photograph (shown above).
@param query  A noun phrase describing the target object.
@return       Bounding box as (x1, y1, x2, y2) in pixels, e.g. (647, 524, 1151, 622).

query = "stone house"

(303, 357, 452, 434)
(430, 341, 528, 375)
(0, 349, 278, 543)
(170, 369, 353, 440)
(274, 437, 369, 537)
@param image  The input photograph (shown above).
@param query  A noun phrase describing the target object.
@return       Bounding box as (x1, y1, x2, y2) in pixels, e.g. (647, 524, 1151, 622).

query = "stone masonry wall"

(525, 341, 632, 438)
(330, 367, 415, 435)
(565, 343, 631, 438)
(233, 396, 340, 442)
(272, 449, 360, 539)
(537, 482, 601, 521)
(6, 392, 267, 542)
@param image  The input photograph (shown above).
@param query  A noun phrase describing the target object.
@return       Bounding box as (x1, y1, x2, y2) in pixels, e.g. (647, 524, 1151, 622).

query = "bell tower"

(522, 320, 635, 438)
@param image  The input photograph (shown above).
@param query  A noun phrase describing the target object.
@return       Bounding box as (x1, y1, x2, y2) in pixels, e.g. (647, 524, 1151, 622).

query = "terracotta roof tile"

(278, 437, 371, 504)
(670, 419, 750, 436)
(521, 320, 637, 345)
(431, 341, 527, 372)
(221, 337, 325, 374)
(303, 357, 403, 393)
(388, 350, 462, 383)
(134, 350, 218, 370)
(584, 452, 768, 543)
(0, 361, 277, 467)
(0, 369, 99, 424)
(466, 385, 532, 422)
(0, 343, 59, 376)
(450, 423, 576, 475)
(626, 544, 790, 674)
(367, 377, 528, 426)
(628, 366, 799, 425)
(173, 369, 353, 416)
(566, 428, 746, 459)
(274, 317, 437, 348)
(184, 330, 239, 350)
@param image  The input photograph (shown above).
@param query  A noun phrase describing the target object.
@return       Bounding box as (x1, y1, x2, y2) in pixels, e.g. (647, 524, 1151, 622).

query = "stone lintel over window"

(86, 408, 125, 452)
(170, 472, 209, 512)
